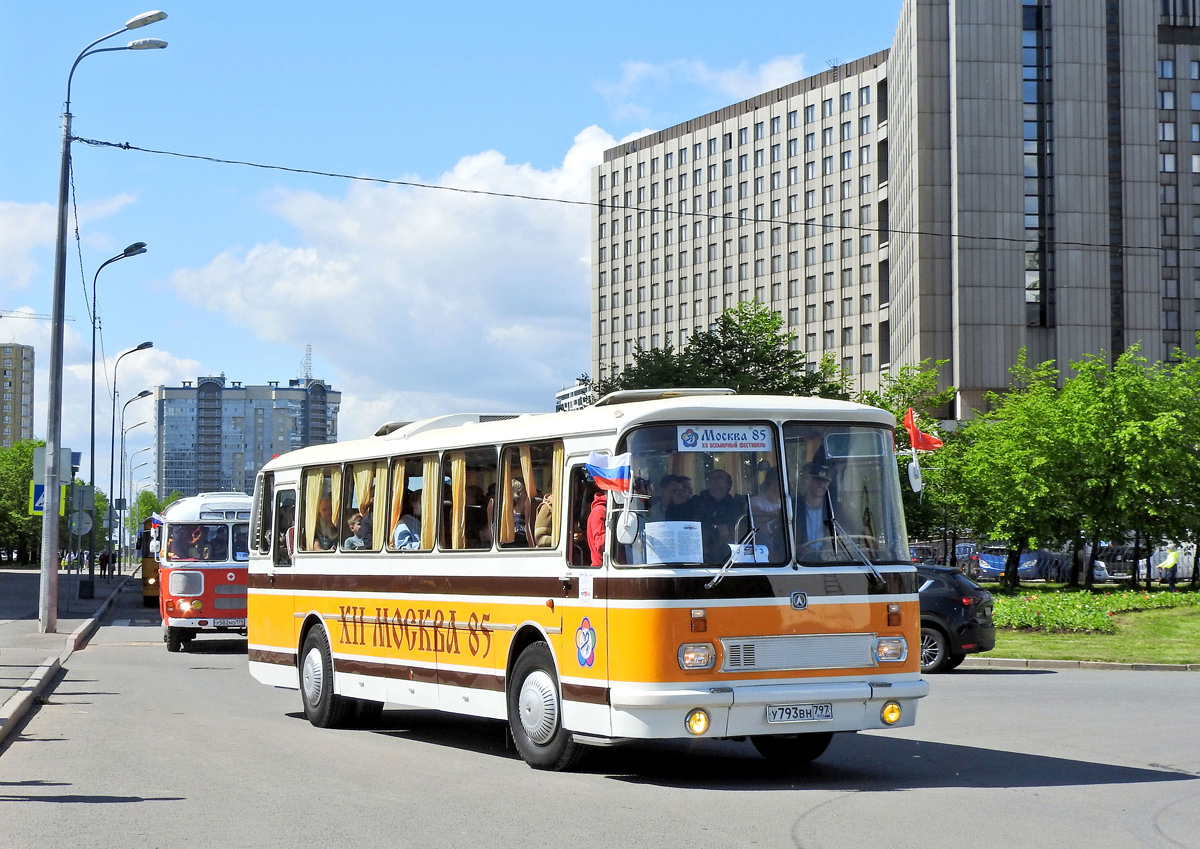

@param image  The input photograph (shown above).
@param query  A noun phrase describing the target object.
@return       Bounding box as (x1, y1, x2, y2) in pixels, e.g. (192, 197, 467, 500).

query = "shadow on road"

(301, 709, 1200, 790)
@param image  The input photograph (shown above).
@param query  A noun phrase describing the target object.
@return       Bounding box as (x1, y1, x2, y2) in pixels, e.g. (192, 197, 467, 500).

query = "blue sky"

(0, 1, 902, 494)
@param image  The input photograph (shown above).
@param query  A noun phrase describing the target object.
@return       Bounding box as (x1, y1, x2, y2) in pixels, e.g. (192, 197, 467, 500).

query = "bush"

(994, 590, 1200, 634)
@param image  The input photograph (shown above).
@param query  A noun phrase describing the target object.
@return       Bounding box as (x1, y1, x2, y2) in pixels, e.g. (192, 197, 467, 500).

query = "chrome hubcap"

(518, 670, 558, 745)
(920, 635, 938, 666)
(301, 646, 324, 706)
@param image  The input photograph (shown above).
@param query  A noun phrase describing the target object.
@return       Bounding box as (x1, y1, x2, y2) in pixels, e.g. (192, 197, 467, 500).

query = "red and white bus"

(157, 492, 252, 652)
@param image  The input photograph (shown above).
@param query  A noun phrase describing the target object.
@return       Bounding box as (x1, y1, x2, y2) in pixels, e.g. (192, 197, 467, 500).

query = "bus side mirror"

(908, 460, 923, 493)
(150, 539, 160, 554)
(615, 508, 639, 545)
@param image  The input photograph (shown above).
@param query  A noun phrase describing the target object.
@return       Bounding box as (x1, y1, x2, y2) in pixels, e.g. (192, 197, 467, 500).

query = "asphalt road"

(1, 593, 1197, 849)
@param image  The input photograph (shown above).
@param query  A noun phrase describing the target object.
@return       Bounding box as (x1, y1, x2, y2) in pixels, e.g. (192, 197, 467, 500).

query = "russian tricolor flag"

(150, 512, 164, 527)
(586, 451, 632, 493)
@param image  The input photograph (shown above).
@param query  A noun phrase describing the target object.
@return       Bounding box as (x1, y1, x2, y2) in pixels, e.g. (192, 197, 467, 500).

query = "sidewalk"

(0, 566, 137, 748)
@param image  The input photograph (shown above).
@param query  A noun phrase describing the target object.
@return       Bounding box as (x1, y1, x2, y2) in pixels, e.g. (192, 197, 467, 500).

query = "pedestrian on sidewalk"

(98, 548, 110, 578)
(1161, 544, 1180, 592)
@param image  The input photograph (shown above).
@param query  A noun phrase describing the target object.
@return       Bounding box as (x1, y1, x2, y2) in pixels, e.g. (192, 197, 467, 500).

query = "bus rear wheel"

(751, 731, 834, 764)
(507, 642, 584, 771)
(300, 628, 350, 728)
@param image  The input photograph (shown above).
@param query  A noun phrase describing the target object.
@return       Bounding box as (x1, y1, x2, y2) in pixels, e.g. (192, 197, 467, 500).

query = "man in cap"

(795, 457, 836, 558)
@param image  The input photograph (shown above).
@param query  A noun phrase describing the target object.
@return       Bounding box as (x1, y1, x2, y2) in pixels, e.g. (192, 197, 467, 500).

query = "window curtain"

(389, 460, 408, 549)
(328, 467, 342, 526)
(500, 451, 516, 545)
(551, 442, 564, 544)
(421, 455, 438, 550)
(304, 472, 323, 551)
(451, 453, 467, 549)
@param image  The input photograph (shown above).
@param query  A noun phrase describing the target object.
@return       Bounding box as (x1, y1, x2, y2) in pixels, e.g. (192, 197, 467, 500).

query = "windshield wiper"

(707, 496, 756, 589)
(830, 517, 885, 586)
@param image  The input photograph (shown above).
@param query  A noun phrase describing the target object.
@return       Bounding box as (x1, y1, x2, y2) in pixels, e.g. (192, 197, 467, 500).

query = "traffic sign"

(29, 482, 68, 516)
(70, 510, 93, 535)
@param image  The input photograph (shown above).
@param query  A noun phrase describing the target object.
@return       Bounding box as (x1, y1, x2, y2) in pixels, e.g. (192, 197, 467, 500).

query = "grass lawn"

(993, 605, 1200, 665)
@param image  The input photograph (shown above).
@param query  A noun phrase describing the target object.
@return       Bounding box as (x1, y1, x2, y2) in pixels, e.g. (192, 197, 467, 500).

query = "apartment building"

(592, 0, 1196, 417)
(155, 374, 340, 497)
(0, 343, 34, 447)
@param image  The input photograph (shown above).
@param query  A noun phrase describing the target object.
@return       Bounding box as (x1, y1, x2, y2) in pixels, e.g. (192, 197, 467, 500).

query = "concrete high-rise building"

(0, 343, 34, 447)
(155, 375, 340, 497)
(592, 0, 1197, 417)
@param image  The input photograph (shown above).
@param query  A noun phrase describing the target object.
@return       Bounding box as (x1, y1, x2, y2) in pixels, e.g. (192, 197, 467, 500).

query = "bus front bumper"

(606, 678, 928, 739)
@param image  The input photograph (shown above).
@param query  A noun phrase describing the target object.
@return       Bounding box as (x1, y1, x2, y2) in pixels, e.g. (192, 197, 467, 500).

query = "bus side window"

(274, 490, 296, 567)
(253, 472, 273, 553)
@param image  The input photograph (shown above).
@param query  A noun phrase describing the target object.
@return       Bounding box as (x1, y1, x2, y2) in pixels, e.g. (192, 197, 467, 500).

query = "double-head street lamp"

(118, 402, 151, 569)
(41, 11, 167, 633)
(86, 243, 147, 587)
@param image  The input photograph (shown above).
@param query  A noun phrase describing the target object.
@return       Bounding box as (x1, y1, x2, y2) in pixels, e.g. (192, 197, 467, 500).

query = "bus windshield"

(617, 422, 786, 567)
(232, 524, 250, 561)
(784, 422, 908, 565)
(165, 523, 231, 562)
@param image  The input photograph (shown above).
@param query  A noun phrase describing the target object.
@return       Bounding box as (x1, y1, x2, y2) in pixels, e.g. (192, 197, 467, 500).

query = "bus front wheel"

(507, 642, 584, 771)
(299, 628, 350, 728)
(165, 627, 183, 653)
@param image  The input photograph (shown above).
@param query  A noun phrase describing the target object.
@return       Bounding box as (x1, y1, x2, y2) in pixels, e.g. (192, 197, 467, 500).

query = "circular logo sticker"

(680, 428, 699, 448)
(575, 618, 596, 668)
(227, 572, 236, 582)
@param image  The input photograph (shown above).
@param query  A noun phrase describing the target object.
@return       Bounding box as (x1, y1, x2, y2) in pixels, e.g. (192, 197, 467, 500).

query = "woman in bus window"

(393, 490, 422, 550)
(314, 495, 338, 550)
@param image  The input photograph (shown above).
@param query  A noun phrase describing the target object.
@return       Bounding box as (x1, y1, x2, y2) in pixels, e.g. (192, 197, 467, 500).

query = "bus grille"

(213, 597, 244, 610)
(215, 584, 247, 595)
(720, 634, 875, 672)
(169, 571, 203, 596)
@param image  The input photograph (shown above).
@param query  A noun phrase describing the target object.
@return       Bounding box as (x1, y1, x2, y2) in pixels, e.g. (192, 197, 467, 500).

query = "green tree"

(588, 301, 852, 399)
(0, 439, 43, 564)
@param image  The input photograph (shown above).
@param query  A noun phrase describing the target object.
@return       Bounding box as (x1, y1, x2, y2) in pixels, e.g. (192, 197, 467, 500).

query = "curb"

(962, 656, 1200, 672)
(0, 576, 133, 750)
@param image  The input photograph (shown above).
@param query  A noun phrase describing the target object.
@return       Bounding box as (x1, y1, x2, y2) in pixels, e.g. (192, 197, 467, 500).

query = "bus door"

(251, 472, 297, 656)
(556, 461, 609, 732)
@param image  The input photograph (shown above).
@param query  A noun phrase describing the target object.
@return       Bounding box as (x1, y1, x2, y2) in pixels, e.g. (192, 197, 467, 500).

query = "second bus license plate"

(214, 618, 246, 628)
(766, 702, 833, 723)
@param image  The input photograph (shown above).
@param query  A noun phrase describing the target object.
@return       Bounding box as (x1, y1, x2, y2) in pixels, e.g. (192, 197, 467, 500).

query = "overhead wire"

(71, 135, 1164, 257)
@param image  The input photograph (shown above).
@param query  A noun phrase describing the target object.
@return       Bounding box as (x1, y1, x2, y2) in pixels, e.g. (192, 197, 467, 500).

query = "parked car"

(915, 565, 996, 673)
(909, 544, 937, 564)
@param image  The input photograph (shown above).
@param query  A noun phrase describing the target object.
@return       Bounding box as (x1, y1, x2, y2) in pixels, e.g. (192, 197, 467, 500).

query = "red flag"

(904, 408, 943, 451)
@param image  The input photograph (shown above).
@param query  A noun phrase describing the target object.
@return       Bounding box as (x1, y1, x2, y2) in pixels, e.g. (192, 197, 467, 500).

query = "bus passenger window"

(273, 491, 295, 567)
(388, 455, 436, 552)
(343, 460, 385, 551)
(498, 441, 563, 549)
(440, 448, 497, 550)
(301, 466, 340, 551)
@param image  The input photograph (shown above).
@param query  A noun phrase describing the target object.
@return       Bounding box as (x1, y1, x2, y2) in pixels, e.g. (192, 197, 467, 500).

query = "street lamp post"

(84, 243, 147, 596)
(122, 448, 151, 573)
(107, 342, 152, 558)
(118, 400, 150, 570)
(125, 458, 149, 564)
(40, 11, 168, 633)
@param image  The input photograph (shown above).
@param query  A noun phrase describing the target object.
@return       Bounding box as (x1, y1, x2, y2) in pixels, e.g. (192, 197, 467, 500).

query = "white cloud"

(0, 194, 137, 291)
(165, 126, 614, 437)
(598, 55, 807, 121)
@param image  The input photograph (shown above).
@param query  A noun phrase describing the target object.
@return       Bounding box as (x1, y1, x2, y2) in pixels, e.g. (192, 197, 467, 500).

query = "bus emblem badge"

(790, 592, 808, 610)
(576, 618, 596, 667)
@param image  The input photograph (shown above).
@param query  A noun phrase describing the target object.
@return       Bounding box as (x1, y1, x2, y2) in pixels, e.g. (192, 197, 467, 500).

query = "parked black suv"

(916, 565, 996, 673)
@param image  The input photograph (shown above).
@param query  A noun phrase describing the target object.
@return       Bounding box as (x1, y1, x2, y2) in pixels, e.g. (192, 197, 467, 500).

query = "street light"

(107, 342, 152, 557)
(86, 243, 147, 590)
(123, 448, 152, 570)
(118, 400, 150, 571)
(41, 11, 168, 633)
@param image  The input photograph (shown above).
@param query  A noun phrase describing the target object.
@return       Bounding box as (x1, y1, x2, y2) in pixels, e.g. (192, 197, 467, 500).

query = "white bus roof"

(259, 392, 895, 473)
(161, 491, 254, 522)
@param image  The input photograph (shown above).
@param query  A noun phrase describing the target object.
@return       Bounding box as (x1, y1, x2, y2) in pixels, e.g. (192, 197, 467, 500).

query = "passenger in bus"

(665, 475, 700, 521)
(187, 527, 210, 560)
(357, 494, 375, 549)
(695, 469, 742, 545)
(344, 513, 366, 549)
(393, 490, 422, 550)
(314, 496, 338, 550)
(466, 485, 489, 547)
(211, 526, 229, 561)
(587, 489, 606, 566)
(487, 478, 533, 547)
(534, 489, 554, 547)
(749, 467, 785, 557)
(649, 475, 686, 522)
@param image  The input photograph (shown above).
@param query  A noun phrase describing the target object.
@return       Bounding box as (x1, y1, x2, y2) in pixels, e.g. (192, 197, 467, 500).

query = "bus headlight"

(881, 701, 902, 725)
(874, 637, 907, 662)
(678, 643, 715, 670)
(685, 709, 710, 735)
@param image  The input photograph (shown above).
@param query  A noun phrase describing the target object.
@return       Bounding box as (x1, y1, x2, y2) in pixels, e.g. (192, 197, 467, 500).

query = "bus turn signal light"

(887, 602, 902, 627)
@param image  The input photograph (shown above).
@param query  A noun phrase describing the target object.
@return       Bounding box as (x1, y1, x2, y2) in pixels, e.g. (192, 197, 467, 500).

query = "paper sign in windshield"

(677, 425, 772, 452)
(644, 521, 704, 564)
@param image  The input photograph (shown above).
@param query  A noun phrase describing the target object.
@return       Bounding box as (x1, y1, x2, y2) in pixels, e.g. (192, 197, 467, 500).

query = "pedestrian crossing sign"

(28, 482, 67, 516)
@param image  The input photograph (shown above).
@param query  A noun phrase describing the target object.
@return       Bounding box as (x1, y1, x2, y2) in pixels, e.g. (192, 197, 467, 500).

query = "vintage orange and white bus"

(247, 390, 927, 770)
(157, 492, 252, 653)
